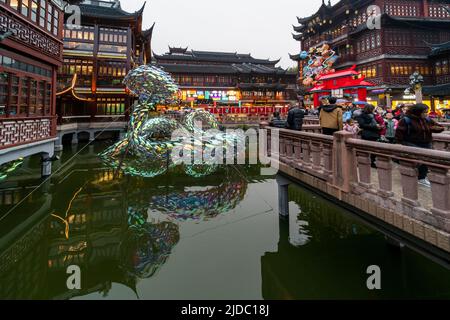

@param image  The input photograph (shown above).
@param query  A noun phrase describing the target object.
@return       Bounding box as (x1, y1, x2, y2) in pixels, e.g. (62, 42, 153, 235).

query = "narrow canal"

(1, 142, 450, 300)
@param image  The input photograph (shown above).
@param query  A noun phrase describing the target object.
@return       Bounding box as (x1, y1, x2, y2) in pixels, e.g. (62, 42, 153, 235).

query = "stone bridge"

(264, 125, 450, 262)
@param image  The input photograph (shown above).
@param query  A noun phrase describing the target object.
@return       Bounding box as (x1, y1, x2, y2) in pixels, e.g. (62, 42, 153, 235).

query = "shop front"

(308, 66, 374, 108)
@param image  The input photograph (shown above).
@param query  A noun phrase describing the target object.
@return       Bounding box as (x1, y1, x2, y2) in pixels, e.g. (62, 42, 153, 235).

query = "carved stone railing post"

(428, 166, 450, 232)
(376, 156, 394, 198)
(285, 138, 294, 164)
(311, 141, 322, 172)
(322, 142, 333, 180)
(293, 139, 302, 169)
(279, 136, 286, 159)
(398, 160, 420, 207)
(301, 141, 311, 168)
(333, 131, 354, 193)
(356, 152, 372, 191)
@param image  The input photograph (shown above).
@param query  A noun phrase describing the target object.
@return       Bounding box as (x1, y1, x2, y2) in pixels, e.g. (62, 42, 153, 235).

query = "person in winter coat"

(287, 105, 306, 131)
(356, 104, 381, 168)
(384, 111, 398, 143)
(394, 104, 409, 121)
(343, 118, 360, 137)
(375, 108, 387, 140)
(355, 104, 381, 142)
(269, 111, 287, 129)
(396, 103, 445, 187)
(319, 97, 343, 135)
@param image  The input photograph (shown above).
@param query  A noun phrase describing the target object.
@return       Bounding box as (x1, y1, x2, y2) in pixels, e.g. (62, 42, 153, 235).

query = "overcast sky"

(120, 0, 333, 69)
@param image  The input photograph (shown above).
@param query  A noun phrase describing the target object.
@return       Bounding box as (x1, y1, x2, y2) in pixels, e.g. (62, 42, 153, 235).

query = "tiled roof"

(78, 1, 145, 19)
(430, 41, 450, 57)
(158, 63, 286, 75)
(423, 83, 450, 96)
(154, 49, 280, 66)
(159, 64, 237, 74)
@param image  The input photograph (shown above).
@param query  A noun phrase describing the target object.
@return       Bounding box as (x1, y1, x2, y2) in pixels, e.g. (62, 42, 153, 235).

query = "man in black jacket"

(287, 105, 306, 131)
(269, 111, 287, 128)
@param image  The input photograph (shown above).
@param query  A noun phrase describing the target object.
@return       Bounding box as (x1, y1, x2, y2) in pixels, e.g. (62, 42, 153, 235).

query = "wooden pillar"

(314, 93, 319, 108)
(423, 0, 429, 17)
(358, 88, 367, 102)
(51, 68, 57, 136)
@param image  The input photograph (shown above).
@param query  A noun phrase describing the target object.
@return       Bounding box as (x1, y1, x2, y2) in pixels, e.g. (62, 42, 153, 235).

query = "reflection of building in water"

(261, 186, 377, 299)
(262, 185, 450, 299)
(0, 167, 180, 299)
(0, 203, 50, 299)
(0, 144, 257, 299)
(288, 211, 310, 247)
(287, 187, 371, 241)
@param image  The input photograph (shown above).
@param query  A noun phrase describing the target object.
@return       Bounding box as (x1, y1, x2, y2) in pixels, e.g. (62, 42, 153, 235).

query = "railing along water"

(265, 125, 450, 252)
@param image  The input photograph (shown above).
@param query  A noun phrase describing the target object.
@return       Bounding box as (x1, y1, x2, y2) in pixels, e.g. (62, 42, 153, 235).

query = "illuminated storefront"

(154, 47, 297, 108)
(181, 90, 240, 103)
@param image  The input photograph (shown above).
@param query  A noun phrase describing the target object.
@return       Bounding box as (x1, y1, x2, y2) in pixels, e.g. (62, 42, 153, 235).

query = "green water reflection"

(1, 142, 450, 299)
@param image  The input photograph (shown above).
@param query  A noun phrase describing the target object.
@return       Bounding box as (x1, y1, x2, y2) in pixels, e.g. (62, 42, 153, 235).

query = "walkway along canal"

(265, 125, 450, 263)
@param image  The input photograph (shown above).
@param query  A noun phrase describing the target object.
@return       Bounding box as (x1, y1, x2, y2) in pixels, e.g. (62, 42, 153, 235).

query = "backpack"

(343, 110, 353, 123)
(403, 116, 431, 136)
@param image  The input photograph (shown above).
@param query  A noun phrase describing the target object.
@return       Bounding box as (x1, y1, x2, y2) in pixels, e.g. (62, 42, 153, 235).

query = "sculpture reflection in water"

(150, 179, 246, 221)
(122, 206, 180, 279)
(100, 64, 244, 178)
(0, 158, 23, 182)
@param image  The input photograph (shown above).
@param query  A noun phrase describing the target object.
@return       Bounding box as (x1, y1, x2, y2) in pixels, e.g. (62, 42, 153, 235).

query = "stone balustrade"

(301, 125, 322, 133)
(433, 134, 450, 152)
(303, 117, 320, 125)
(300, 117, 450, 132)
(438, 122, 450, 131)
(265, 126, 450, 253)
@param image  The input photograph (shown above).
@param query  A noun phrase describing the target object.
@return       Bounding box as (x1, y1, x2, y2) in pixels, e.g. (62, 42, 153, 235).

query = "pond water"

(1, 142, 450, 300)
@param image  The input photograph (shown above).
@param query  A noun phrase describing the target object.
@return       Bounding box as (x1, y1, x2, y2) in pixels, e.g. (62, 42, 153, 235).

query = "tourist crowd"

(269, 97, 446, 187)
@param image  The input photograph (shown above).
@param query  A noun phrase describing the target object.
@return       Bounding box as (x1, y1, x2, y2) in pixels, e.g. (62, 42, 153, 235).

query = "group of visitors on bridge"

(269, 96, 446, 188)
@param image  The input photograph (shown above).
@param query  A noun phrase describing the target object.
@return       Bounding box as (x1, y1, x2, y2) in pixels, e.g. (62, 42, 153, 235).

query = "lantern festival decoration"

(299, 43, 338, 87)
(100, 65, 245, 178)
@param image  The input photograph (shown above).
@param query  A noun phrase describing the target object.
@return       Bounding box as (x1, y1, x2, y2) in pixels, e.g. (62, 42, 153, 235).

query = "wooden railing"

(0, 116, 56, 150)
(59, 115, 126, 125)
(265, 126, 450, 248)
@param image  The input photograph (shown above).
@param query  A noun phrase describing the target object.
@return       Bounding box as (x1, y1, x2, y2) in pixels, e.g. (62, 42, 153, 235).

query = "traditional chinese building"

(424, 40, 450, 110)
(56, 0, 153, 149)
(0, 0, 64, 176)
(291, 0, 450, 109)
(154, 47, 297, 108)
(309, 65, 375, 106)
